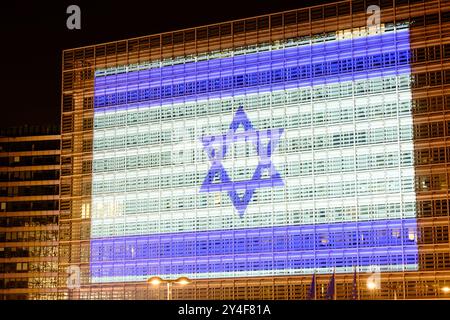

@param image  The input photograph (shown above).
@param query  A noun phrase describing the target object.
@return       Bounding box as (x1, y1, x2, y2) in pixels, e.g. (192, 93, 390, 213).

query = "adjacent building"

(58, 0, 450, 299)
(0, 125, 60, 300)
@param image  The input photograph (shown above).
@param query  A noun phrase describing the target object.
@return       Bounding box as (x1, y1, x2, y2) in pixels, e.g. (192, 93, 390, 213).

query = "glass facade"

(90, 25, 418, 283)
(58, 0, 450, 299)
(0, 126, 60, 300)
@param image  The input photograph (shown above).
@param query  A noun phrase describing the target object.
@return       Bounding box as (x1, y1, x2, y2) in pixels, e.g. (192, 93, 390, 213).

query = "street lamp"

(147, 276, 192, 300)
(442, 286, 450, 294)
(366, 280, 378, 300)
(366, 280, 378, 290)
(148, 277, 163, 286)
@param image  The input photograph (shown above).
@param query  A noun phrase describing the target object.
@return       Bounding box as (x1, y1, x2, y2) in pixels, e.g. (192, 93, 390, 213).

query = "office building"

(0, 125, 60, 300)
(59, 0, 450, 299)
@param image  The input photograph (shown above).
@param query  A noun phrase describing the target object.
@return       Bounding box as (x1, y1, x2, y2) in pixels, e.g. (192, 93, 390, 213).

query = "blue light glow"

(90, 27, 418, 282)
(90, 218, 417, 278)
(200, 106, 284, 216)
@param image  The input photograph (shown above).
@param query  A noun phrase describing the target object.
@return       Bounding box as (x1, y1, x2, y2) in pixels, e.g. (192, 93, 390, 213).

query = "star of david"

(199, 106, 284, 217)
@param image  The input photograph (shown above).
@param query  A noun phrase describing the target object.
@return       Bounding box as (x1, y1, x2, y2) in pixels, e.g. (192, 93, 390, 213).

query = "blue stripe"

(93, 32, 411, 111)
(93, 66, 411, 114)
(93, 54, 410, 108)
(90, 219, 418, 277)
(95, 30, 410, 89)
(91, 249, 418, 278)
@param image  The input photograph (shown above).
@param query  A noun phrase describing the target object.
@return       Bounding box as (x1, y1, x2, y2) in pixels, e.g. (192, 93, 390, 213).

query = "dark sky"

(0, 0, 335, 128)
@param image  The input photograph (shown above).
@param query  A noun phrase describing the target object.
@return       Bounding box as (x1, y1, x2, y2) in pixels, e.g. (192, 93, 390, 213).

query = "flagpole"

(308, 272, 316, 300)
(351, 266, 356, 300)
(313, 269, 317, 300)
(312, 272, 316, 300)
(333, 268, 337, 300)
(355, 266, 359, 300)
(325, 269, 336, 300)
(314, 272, 317, 300)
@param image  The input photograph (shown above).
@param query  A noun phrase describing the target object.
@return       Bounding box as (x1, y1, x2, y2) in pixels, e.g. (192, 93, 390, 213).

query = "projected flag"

(90, 26, 418, 283)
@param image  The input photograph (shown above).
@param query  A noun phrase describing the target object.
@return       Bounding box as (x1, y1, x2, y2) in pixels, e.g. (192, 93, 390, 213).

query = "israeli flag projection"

(90, 26, 418, 283)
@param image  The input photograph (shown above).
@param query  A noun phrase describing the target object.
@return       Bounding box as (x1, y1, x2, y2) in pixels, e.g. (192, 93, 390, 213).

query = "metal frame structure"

(0, 126, 60, 299)
(59, 0, 450, 299)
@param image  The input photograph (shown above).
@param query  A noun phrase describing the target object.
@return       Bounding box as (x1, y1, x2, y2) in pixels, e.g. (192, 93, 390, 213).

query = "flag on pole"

(308, 273, 316, 300)
(352, 267, 358, 300)
(325, 271, 336, 300)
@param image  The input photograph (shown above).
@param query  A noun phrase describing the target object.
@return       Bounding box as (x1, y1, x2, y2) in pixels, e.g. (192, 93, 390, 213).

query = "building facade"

(59, 0, 450, 299)
(0, 126, 60, 300)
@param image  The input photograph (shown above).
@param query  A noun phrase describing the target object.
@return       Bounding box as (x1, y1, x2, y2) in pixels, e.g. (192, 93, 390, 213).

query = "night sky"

(0, 0, 335, 128)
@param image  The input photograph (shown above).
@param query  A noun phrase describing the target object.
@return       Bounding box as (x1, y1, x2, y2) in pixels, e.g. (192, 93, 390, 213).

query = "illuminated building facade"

(0, 126, 60, 300)
(59, 0, 450, 299)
